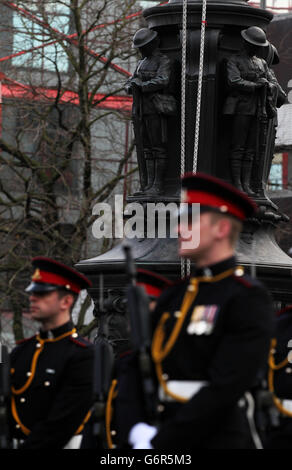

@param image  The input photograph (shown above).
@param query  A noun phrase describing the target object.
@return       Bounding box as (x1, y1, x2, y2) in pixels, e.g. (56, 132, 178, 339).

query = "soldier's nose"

(29, 294, 38, 301)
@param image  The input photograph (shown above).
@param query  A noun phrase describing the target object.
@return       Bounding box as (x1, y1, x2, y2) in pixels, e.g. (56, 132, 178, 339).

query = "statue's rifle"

(254, 81, 269, 198)
(130, 69, 147, 191)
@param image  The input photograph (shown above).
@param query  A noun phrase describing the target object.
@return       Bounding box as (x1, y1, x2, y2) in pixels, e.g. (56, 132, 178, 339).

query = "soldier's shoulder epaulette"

(16, 335, 36, 346)
(232, 271, 264, 290)
(232, 274, 253, 288)
(69, 335, 92, 348)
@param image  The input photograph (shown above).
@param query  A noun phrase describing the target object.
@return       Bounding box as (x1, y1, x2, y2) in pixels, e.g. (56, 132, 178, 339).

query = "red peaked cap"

(137, 268, 172, 298)
(181, 172, 257, 221)
(25, 256, 92, 294)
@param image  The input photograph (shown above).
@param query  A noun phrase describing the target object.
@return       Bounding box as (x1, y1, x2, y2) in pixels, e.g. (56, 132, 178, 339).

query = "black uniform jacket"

(9, 321, 94, 449)
(270, 307, 292, 400)
(264, 306, 292, 449)
(149, 257, 274, 449)
(126, 50, 176, 116)
(223, 51, 272, 116)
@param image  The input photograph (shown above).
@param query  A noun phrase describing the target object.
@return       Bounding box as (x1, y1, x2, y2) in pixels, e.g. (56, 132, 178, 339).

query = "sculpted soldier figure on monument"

(251, 42, 287, 197)
(261, 43, 287, 192)
(223, 26, 275, 196)
(125, 28, 177, 196)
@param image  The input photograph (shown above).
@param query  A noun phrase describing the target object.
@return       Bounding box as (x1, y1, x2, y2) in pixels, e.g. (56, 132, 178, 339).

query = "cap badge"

(32, 268, 42, 281)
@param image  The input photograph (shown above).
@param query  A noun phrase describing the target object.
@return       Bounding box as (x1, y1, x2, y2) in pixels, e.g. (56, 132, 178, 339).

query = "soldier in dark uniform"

(265, 305, 292, 449)
(117, 173, 274, 449)
(125, 28, 177, 195)
(9, 257, 94, 449)
(107, 269, 173, 449)
(136, 268, 173, 312)
(223, 26, 274, 195)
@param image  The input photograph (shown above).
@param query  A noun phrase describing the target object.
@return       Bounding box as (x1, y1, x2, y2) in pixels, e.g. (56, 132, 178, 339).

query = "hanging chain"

(193, 0, 207, 173)
(180, 0, 188, 175)
(186, 0, 207, 277)
(180, 0, 207, 278)
(180, 0, 188, 279)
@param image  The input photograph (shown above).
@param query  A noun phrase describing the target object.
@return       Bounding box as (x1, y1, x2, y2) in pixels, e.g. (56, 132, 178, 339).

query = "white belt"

(159, 380, 209, 402)
(281, 399, 292, 413)
(63, 435, 83, 449)
(13, 435, 82, 449)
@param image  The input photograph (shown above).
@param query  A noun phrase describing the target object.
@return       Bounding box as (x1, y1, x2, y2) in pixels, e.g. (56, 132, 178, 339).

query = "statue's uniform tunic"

(127, 49, 175, 154)
(126, 47, 177, 194)
(223, 51, 273, 162)
(223, 50, 275, 194)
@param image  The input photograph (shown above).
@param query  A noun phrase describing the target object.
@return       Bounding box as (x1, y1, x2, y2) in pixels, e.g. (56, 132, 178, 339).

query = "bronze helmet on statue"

(241, 26, 269, 47)
(132, 28, 158, 48)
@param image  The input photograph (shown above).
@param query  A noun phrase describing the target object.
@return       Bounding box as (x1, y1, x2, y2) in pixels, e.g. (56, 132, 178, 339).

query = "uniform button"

(162, 373, 169, 381)
(111, 430, 117, 436)
(188, 285, 195, 292)
(26, 372, 32, 377)
(71, 333, 78, 338)
(286, 367, 292, 374)
(235, 267, 244, 277)
(36, 343, 41, 348)
(44, 381, 50, 387)
(270, 348, 276, 354)
(157, 404, 165, 413)
(15, 424, 20, 429)
(20, 398, 26, 403)
(174, 311, 182, 318)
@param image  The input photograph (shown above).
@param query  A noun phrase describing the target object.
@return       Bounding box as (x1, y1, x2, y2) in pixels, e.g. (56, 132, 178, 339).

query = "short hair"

(209, 212, 243, 247)
(56, 288, 78, 313)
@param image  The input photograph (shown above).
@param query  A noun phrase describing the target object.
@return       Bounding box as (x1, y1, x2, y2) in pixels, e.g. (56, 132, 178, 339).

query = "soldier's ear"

(59, 293, 75, 311)
(214, 217, 232, 241)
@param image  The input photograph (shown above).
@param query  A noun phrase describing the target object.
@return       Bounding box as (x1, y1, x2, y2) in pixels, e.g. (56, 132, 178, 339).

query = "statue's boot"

(230, 156, 244, 192)
(134, 150, 154, 195)
(143, 158, 155, 191)
(146, 155, 167, 196)
(242, 159, 256, 197)
(252, 160, 264, 197)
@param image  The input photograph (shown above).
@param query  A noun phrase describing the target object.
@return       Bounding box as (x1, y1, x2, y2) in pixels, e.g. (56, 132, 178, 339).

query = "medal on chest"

(187, 305, 219, 335)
